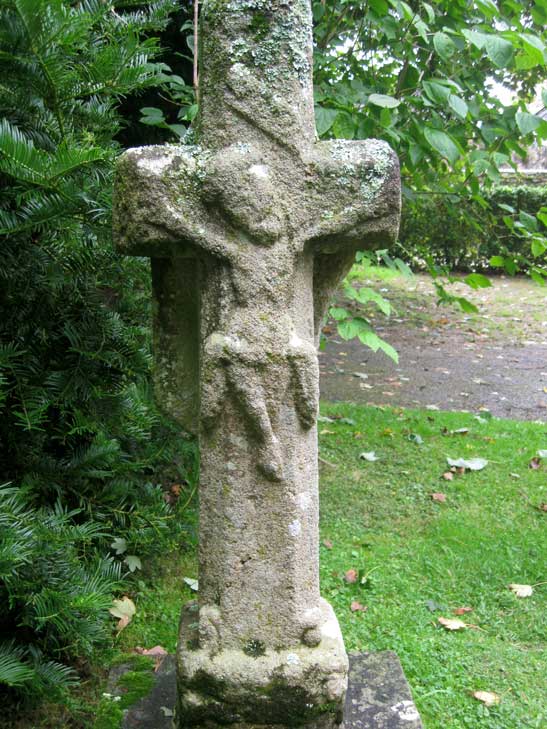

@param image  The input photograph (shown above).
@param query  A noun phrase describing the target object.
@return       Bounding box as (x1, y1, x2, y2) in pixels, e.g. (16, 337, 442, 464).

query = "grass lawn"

(28, 404, 547, 729)
(318, 403, 547, 729)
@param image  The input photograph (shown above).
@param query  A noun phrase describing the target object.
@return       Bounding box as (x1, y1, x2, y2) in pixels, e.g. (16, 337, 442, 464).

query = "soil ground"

(320, 270, 547, 421)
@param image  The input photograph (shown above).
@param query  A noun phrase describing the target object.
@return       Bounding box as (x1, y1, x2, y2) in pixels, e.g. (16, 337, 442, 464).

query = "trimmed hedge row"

(398, 185, 547, 271)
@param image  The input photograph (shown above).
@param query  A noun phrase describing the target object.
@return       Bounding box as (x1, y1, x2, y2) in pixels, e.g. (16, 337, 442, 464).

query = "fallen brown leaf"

(134, 645, 168, 671)
(529, 456, 541, 470)
(508, 583, 533, 598)
(350, 601, 368, 613)
(431, 492, 447, 503)
(344, 569, 358, 583)
(442, 472, 454, 481)
(472, 690, 501, 707)
(438, 617, 467, 630)
(322, 539, 333, 549)
(453, 607, 473, 615)
(537, 503, 547, 512)
(134, 645, 168, 657)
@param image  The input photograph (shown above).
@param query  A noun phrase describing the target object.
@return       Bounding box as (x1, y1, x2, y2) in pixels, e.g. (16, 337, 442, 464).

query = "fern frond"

(0, 643, 35, 687)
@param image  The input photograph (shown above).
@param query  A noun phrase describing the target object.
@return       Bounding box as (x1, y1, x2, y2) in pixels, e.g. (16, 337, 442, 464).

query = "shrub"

(0, 0, 197, 702)
(399, 185, 547, 270)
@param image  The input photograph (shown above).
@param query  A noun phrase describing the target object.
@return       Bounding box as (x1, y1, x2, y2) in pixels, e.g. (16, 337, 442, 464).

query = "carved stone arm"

(303, 139, 400, 250)
(302, 139, 401, 341)
(113, 145, 239, 262)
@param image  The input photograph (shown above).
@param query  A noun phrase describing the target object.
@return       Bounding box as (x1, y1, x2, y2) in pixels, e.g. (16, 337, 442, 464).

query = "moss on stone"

(118, 670, 155, 709)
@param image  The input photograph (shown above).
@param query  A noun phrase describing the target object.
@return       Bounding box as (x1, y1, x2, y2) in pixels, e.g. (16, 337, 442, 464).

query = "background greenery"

(0, 0, 196, 703)
(399, 185, 547, 271)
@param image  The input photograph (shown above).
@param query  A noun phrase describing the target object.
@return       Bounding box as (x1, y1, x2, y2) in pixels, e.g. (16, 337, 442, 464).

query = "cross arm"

(113, 145, 236, 261)
(302, 139, 401, 341)
(303, 139, 400, 252)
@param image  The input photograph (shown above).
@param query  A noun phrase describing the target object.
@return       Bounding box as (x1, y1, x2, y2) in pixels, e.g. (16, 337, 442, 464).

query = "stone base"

(115, 650, 422, 729)
(175, 599, 348, 728)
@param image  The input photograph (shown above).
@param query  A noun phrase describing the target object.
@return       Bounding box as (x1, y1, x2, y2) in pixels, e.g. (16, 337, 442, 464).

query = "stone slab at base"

(114, 651, 421, 729)
(345, 653, 422, 729)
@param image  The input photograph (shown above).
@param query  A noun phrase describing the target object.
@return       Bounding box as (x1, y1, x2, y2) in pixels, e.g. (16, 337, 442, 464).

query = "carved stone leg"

(225, 362, 285, 483)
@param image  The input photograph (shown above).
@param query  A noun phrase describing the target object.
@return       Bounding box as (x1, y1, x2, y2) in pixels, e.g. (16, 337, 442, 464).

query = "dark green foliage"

(0, 485, 118, 698)
(399, 186, 547, 270)
(0, 0, 197, 702)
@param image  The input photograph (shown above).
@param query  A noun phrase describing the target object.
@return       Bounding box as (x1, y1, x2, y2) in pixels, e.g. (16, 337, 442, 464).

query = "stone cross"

(113, 2, 400, 727)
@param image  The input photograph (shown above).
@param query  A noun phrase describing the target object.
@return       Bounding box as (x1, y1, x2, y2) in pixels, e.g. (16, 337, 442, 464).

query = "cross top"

(198, 0, 316, 151)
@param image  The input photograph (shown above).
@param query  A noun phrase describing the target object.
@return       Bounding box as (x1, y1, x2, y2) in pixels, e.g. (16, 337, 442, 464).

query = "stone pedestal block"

(176, 600, 347, 728)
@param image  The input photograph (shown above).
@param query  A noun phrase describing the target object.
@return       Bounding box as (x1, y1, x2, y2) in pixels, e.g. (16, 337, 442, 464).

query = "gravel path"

(319, 273, 547, 421)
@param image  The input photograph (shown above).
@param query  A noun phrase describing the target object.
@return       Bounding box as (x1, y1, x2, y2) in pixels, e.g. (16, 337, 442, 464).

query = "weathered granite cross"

(113, 1, 400, 726)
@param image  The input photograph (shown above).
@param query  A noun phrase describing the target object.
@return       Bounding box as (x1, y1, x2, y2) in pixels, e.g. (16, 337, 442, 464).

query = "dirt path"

(319, 271, 547, 421)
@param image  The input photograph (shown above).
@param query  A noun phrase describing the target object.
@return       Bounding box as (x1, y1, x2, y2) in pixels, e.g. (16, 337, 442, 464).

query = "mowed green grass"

(318, 403, 547, 729)
(94, 404, 547, 729)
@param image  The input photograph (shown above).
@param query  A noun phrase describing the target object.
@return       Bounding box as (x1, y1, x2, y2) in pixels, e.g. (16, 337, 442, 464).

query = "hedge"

(398, 185, 547, 271)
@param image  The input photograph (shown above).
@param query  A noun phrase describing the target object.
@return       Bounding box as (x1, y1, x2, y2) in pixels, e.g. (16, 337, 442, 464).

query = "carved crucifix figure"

(114, 2, 400, 727)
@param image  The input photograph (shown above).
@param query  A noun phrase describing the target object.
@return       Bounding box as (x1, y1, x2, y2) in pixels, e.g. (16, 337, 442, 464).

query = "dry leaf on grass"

(508, 583, 533, 598)
(109, 596, 136, 632)
(472, 690, 501, 707)
(322, 539, 333, 549)
(344, 569, 358, 583)
(438, 617, 468, 630)
(431, 492, 447, 503)
(447, 457, 488, 471)
(360, 451, 379, 462)
(537, 503, 547, 512)
(350, 601, 368, 612)
(453, 606, 473, 615)
(134, 645, 168, 657)
(134, 645, 168, 671)
(442, 471, 454, 481)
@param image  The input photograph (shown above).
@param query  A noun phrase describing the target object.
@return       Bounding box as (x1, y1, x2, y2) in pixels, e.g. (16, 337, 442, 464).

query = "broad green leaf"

(338, 319, 362, 340)
(497, 202, 515, 213)
(456, 297, 479, 313)
(355, 287, 391, 315)
(433, 32, 456, 60)
(368, 93, 401, 108)
(369, 0, 389, 13)
(422, 80, 450, 105)
(448, 94, 468, 119)
(329, 306, 350, 321)
(515, 111, 542, 135)
(519, 210, 538, 231)
(424, 127, 460, 164)
(465, 273, 492, 289)
(531, 239, 546, 257)
(530, 270, 546, 285)
(315, 106, 339, 136)
(461, 29, 488, 50)
(422, 2, 435, 23)
(490, 255, 505, 267)
(476, 0, 499, 18)
(358, 330, 398, 362)
(140, 107, 165, 126)
(485, 36, 514, 68)
(333, 111, 355, 139)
